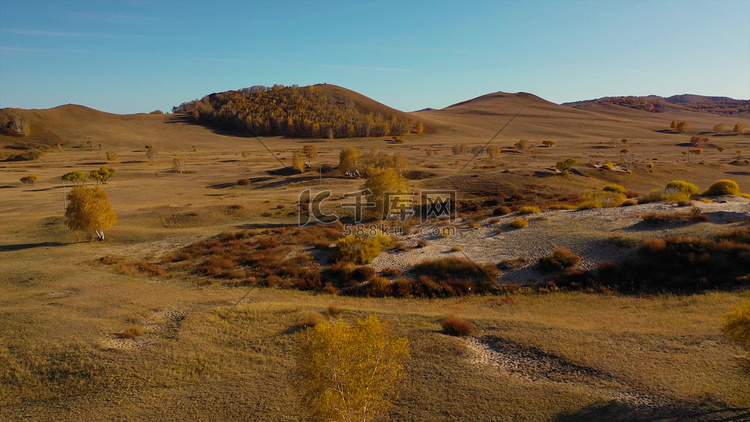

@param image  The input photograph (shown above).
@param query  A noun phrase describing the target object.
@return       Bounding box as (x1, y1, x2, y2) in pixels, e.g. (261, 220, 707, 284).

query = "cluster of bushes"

(553, 227, 750, 293)
(641, 179, 746, 203)
(173, 84, 422, 138)
(332, 231, 394, 264)
(157, 225, 342, 288)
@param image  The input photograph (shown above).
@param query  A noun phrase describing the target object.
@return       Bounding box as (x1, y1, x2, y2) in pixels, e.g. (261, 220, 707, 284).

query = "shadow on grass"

(0, 241, 72, 252)
(554, 400, 750, 422)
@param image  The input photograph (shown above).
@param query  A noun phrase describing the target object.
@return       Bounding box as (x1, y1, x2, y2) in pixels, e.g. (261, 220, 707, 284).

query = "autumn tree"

(292, 151, 306, 173)
(734, 123, 746, 134)
(690, 136, 709, 148)
(172, 157, 185, 173)
(89, 167, 115, 184)
(542, 140, 556, 148)
(451, 144, 467, 155)
(555, 158, 577, 174)
(486, 146, 501, 161)
(65, 186, 117, 241)
(20, 175, 39, 186)
(295, 316, 409, 422)
(106, 152, 119, 162)
(717, 146, 726, 152)
(391, 152, 408, 175)
(338, 147, 362, 177)
(671, 121, 689, 133)
(713, 123, 725, 132)
(146, 145, 156, 161)
(237, 179, 251, 190)
(514, 139, 530, 153)
(302, 145, 318, 168)
(62, 171, 88, 186)
(723, 300, 750, 360)
(361, 167, 409, 219)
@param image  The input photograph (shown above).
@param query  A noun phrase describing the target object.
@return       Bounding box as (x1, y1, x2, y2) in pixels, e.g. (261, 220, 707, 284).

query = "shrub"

(601, 162, 614, 170)
(442, 315, 475, 336)
(723, 300, 750, 350)
(299, 311, 326, 329)
(538, 247, 581, 272)
(646, 163, 655, 169)
(326, 304, 345, 317)
(518, 206, 541, 215)
(603, 184, 626, 193)
(664, 180, 699, 200)
(576, 201, 602, 210)
(640, 210, 708, 225)
(381, 267, 402, 277)
(450, 246, 462, 252)
(582, 191, 626, 208)
(332, 231, 394, 264)
(622, 199, 638, 206)
(703, 179, 740, 196)
(492, 206, 512, 216)
(363, 277, 393, 297)
(118, 325, 144, 339)
(548, 203, 577, 210)
(509, 218, 529, 228)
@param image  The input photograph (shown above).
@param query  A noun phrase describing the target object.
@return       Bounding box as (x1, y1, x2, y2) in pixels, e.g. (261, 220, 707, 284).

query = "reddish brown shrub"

(442, 315, 476, 336)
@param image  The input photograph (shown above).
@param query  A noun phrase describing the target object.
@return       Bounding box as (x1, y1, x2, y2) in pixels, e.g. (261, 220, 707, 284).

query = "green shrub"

(442, 315, 476, 336)
(518, 206, 541, 215)
(603, 184, 626, 193)
(332, 231, 394, 264)
(538, 247, 581, 272)
(703, 179, 740, 196)
(509, 218, 528, 228)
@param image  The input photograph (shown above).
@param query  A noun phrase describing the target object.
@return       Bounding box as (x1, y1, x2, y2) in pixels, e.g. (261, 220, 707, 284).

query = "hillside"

(564, 94, 750, 116)
(172, 84, 423, 139)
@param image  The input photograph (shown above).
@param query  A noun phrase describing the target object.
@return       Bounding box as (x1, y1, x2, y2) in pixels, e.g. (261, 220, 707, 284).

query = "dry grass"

(0, 97, 749, 421)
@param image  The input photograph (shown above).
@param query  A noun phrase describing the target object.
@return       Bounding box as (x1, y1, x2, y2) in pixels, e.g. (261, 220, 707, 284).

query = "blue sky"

(1, 0, 748, 114)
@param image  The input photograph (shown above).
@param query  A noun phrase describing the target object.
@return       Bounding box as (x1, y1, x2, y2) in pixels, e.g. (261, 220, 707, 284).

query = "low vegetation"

(442, 315, 476, 336)
(295, 316, 409, 422)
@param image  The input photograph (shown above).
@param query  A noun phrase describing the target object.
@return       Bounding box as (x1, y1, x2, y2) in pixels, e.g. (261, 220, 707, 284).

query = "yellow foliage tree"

(20, 175, 39, 186)
(302, 144, 318, 168)
(338, 147, 362, 177)
(734, 123, 746, 134)
(292, 151, 306, 173)
(172, 157, 185, 173)
(65, 186, 117, 240)
(361, 167, 409, 219)
(295, 316, 409, 422)
(486, 146, 502, 161)
(723, 300, 750, 357)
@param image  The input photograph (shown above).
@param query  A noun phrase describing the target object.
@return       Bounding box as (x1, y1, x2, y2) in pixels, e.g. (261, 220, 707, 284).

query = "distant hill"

(172, 84, 423, 139)
(564, 95, 750, 116)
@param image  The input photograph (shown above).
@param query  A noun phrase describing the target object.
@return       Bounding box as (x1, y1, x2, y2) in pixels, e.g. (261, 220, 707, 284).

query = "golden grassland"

(1, 94, 750, 420)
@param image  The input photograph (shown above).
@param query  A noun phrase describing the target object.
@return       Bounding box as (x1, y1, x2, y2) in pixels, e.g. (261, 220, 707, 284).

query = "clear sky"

(1, 0, 748, 114)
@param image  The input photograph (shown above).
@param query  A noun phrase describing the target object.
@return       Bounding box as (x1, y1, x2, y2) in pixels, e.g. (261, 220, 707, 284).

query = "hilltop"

(172, 84, 423, 139)
(564, 94, 750, 116)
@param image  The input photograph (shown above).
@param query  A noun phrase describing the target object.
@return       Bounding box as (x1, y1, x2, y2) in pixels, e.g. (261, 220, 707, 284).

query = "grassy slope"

(1, 91, 750, 421)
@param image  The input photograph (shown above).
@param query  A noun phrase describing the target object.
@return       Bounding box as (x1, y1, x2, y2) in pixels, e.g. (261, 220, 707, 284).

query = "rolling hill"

(564, 94, 750, 116)
(172, 83, 423, 139)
